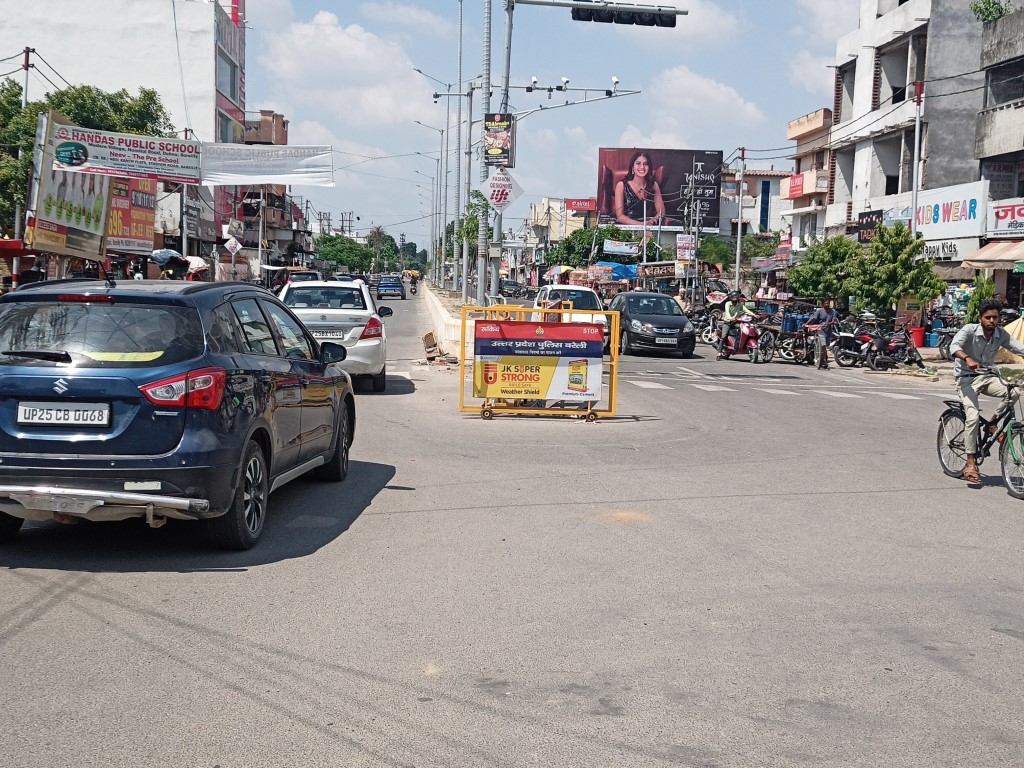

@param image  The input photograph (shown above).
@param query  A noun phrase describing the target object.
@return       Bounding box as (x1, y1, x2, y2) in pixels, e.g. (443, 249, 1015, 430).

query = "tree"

(786, 236, 862, 300)
(698, 236, 732, 267)
(0, 80, 174, 233)
(315, 234, 374, 273)
(965, 275, 996, 323)
(850, 223, 946, 318)
(971, 0, 1013, 22)
(546, 224, 639, 267)
(740, 232, 780, 265)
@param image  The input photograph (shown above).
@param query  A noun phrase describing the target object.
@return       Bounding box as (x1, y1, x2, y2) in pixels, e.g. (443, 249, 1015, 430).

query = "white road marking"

(756, 388, 801, 395)
(873, 392, 921, 400)
(689, 384, 737, 392)
(676, 366, 709, 378)
(812, 390, 864, 398)
(629, 381, 672, 390)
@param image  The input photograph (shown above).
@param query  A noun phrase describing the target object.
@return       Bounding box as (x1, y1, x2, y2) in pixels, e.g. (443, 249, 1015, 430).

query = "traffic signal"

(570, 1, 677, 27)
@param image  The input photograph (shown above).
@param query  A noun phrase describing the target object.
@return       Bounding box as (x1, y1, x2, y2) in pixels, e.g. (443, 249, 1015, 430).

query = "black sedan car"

(608, 291, 696, 357)
(0, 280, 356, 550)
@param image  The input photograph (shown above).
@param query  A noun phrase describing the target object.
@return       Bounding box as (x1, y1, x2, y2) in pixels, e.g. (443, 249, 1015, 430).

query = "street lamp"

(414, 121, 449, 285)
(414, 170, 437, 275)
(415, 160, 442, 282)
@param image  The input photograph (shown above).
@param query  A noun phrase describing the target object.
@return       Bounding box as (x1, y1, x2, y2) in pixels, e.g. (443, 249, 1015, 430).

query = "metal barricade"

(458, 303, 620, 421)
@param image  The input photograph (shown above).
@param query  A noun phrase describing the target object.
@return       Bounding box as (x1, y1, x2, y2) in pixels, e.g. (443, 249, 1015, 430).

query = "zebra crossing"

(616, 365, 952, 404)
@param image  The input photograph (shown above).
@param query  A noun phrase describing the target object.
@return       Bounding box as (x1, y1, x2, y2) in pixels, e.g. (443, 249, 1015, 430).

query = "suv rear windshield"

(0, 301, 204, 368)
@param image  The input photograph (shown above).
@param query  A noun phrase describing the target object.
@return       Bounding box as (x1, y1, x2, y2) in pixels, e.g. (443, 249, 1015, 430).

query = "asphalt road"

(2, 293, 1023, 768)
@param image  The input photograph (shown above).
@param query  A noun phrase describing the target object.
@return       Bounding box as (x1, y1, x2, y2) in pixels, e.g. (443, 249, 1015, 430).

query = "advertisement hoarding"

(473, 321, 603, 401)
(25, 112, 111, 260)
(858, 210, 883, 244)
(50, 116, 201, 184)
(787, 174, 804, 200)
(483, 113, 516, 168)
(914, 180, 989, 240)
(597, 148, 723, 233)
(603, 239, 639, 257)
(106, 177, 157, 254)
(200, 144, 335, 187)
(482, 167, 522, 212)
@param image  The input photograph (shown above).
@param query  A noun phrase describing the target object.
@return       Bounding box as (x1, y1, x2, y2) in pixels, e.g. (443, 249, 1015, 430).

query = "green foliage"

(315, 234, 374, 273)
(850, 223, 945, 318)
(740, 232, 780, 264)
(546, 224, 639, 267)
(965, 275, 996, 323)
(698, 236, 732, 266)
(787, 236, 862, 300)
(971, 0, 1013, 22)
(0, 80, 174, 233)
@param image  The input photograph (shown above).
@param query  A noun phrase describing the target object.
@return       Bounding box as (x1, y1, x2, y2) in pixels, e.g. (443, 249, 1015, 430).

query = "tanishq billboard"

(596, 148, 723, 233)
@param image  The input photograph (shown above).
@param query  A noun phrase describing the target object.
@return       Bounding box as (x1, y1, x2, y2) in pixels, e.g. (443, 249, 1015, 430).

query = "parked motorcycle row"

(689, 307, 927, 371)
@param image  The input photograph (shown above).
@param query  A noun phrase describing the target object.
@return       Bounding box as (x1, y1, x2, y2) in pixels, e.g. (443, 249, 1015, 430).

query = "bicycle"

(936, 367, 1024, 498)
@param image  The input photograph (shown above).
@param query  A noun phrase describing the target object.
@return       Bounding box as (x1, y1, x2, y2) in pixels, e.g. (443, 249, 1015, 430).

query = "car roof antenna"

(99, 261, 116, 289)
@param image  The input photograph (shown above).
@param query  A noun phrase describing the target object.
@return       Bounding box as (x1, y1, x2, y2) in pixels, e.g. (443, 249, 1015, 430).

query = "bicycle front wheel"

(937, 410, 968, 478)
(1000, 425, 1024, 499)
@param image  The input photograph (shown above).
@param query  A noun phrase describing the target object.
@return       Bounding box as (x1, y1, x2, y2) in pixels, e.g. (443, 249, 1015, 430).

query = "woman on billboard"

(613, 151, 666, 226)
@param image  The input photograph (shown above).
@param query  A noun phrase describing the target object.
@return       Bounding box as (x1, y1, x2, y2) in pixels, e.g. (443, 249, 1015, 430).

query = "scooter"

(717, 314, 762, 362)
(410, 283, 418, 295)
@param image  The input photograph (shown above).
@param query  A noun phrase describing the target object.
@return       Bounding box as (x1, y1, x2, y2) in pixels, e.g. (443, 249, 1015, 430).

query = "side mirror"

(320, 341, 347, 363)
(378, 306, 394, 318)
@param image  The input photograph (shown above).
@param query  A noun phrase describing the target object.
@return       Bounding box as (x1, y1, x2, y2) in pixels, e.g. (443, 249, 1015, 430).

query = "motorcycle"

(410, 284, 418, 295)
(690, 309, 718, 345)
(717, 313, 762, 362)
(865, 325, 926, 371)
(832, 316, 881, 368)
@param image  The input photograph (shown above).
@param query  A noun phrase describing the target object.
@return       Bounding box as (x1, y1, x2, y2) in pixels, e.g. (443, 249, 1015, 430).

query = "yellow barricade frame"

(458, 304, 620, 421)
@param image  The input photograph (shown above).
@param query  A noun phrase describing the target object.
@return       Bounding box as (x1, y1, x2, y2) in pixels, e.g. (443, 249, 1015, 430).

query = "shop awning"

(780, 205, 824, 218)
(962, 240, 1024, 270)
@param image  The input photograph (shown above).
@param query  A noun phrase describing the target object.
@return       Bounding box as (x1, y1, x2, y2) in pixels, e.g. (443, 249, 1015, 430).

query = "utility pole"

(453, 0, 465, 294)
(463, 83, 475, 303)
(733, 147, 745, 291)
(476, 0, 493, 306)
(13, 47, 33, 244)
(911, 80, 923, 237)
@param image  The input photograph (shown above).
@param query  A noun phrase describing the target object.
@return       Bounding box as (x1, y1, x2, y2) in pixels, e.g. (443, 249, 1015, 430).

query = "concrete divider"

(423, 284, 472, 359)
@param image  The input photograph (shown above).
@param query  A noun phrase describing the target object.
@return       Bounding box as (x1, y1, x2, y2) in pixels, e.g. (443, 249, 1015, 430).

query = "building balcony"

(977, 101, 1024, 159)
(981, 8, 1024, 69)
(829, 100, 916, 149)
(787, 108, 833, 141)
(781, 169, 829, 200)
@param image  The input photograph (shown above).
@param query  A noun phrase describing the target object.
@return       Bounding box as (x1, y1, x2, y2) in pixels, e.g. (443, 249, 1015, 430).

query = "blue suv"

(0, 280, 356, 550)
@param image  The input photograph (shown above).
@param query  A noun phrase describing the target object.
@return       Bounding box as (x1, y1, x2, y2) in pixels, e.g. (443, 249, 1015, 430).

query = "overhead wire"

(0, 67, 21, 80)
(33, 52, 72, 88)
(29, 66, 61, 94)
(0, 51, 23, 64)
(169, 0, 192, 133)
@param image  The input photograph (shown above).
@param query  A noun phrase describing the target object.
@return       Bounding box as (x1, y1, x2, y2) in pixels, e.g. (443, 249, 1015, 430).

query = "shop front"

(964, 197, 1024, 306)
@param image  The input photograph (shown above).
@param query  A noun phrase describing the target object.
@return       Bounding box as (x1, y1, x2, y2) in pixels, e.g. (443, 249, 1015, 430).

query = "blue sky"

(244, 0, 859, 250)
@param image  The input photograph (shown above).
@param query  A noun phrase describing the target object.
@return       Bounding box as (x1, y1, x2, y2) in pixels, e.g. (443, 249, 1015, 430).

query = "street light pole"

(477, 0, 493, 306)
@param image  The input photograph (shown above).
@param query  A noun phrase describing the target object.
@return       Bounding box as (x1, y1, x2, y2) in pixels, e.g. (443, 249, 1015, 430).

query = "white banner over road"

(200, 144, 335, 187)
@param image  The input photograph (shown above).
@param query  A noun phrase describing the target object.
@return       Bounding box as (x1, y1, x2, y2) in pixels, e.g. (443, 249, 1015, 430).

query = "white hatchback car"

(279, 280, 393, 392)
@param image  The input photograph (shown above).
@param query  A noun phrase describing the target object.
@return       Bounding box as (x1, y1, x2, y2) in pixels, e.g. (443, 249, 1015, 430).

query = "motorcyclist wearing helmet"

(717, 290, 745, 358)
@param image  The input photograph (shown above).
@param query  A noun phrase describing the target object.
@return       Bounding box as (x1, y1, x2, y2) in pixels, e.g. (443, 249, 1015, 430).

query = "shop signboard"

(914, 180, 989, 240)
(25, 112, 112, 260)
(50, 114, 201, 184)
(787, 173, 804, 200)
(105, 177, 156, 253)
(596, 147, 724, 233)
(483, 113, 515, 168)
(565, 198, 596, 212)
(988, 197, 1024, 239)
(472, 321, 603, 401)
(636, 261, 676, 278)
(858, 210, 883, 243)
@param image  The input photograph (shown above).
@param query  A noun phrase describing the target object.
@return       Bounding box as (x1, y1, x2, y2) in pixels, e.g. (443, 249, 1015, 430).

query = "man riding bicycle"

(950, 299, 1024, 483)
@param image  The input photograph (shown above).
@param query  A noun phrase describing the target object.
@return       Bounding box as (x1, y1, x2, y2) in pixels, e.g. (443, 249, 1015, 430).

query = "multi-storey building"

(976, 9, 1024, 200)
(826, 0, 986, 266)
(781, 109, 832, 253)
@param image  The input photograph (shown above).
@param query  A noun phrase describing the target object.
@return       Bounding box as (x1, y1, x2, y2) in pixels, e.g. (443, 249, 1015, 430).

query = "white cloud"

(789, 49, 835, 96)
(259, 11, 442, 129)
(653, 65, 764, 125)
(244, 0, 294, 31)
(616, 0, 739, 46)
(360, 2, 454, 38)
(792, 0, 860, 48)
(619, 120, 691, 149)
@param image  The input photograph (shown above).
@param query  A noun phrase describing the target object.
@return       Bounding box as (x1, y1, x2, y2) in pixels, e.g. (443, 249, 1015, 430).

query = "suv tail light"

(360, 317, 383, 340)
(140, 367, 227, 410)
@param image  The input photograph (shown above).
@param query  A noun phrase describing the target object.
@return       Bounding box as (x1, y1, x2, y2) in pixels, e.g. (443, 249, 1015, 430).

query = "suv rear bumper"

(0, 464, 236, 523)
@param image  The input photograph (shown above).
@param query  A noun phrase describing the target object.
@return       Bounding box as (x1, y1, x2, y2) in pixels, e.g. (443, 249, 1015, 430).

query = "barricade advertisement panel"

(473, 321, 603, 401)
